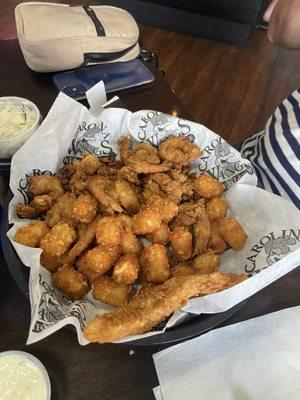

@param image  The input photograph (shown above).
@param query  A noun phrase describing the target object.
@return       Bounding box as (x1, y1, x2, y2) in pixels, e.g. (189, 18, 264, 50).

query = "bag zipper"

(81, 42, 138, 66)
(82, 5, 105, 36)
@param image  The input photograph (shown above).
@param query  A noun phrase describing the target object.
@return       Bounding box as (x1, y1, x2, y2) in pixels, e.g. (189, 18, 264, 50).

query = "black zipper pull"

(83, 5, 105, 36)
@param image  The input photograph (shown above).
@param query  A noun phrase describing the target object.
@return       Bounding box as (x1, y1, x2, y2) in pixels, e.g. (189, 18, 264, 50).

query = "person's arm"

(264, 0, 300, 49)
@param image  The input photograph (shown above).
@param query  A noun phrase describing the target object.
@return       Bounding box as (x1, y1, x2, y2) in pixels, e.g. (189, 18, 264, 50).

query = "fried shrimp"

(81, 154, 101, 175)
(16, 204, 38, 219)
(44, 193, 77, 228)
(143, 195, 178, 224)
(115, 178, 140, 213)
(158, 136, 202, 166)
(29, 175, 64, 202)
(87, 175, 123, 214)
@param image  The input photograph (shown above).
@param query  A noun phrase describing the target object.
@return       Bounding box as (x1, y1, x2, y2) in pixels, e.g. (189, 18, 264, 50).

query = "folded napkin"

(153, 306, 300, 400)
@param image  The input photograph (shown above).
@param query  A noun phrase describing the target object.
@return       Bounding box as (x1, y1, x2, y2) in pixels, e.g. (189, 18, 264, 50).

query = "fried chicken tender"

(192, 249, 220, 274)
(53, 264, 89, 300)
(113, 254, 140, 284)
(96, 216, 123, 247)
(146, 222, 170, 245)
(132, 207, 163, 235)
(208, 222, 228, 254)
(170, 227, 193, 261)
(170, 264, 195, 277)
(143, 195, 178, 224)
(84, 272, 246, 343)
(81, 154, 101, 175)
(218, 217, 247, 251)
(158, 136, 202, 166)
(14, 221, 49, 247)
(73, 194, 97, 224)
(92, 276, 133, 307)
(29, 175, 64, 202)
(77, 246, 114, 282)
(114, 178, 140, 213)
(121, 228, 143, 255)
(16, 204, 38, 219)
(45, 193, 77, 228)
(194, 173, 224, 198)
(206, 197, 228, 220)
(40, 222, 77, 256)
(140, 244, 170, 283)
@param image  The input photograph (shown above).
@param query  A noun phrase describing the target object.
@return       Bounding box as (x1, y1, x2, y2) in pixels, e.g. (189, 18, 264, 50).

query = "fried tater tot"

(144, 195, 178, 224)
(14, 221, 49, 247)
(121, 228, 143, 255)
(96, 216, 123, 247)
(132, 207, 162, 235)
(77, 246, 114, 282)
(118, 214, 133, 229)
(146, 222, 170, 245)
(113, 254, 140, 284)
(40, 251, 70, 273)
(31, 194, 53, 213)
(53, 264, 89, 300)
(115, 179, 140, 213)
(206, 197, 228, 220)
(92, 276, 133, 307)
(169, 227, 193, 261)
(192, 249, 220, 274)
(72, 194, 97, 224)
(106, 245, 121, 264)
(170, 263, 195, 277)
(218, 217, 247, 250)
(158, 136, 202, 166)
(40, 222, 77, 256)
(81, 154, 101, 175)
(194, 173, 224, 198)
(140, 244, 170, 283)
(208, 222, 228, 254)
(16, 204, 38, 219)
(29, 175, 64, 202)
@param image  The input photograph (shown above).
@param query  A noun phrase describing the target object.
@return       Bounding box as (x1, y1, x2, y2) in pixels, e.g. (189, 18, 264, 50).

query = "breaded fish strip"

(84, 272, 246, 343)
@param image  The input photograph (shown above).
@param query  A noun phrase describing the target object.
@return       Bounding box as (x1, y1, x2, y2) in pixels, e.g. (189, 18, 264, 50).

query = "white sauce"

(0, 354, 47, 400)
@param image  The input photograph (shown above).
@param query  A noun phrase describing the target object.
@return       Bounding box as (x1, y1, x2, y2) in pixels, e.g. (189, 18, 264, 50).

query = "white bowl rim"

(0, 350, 51, 400)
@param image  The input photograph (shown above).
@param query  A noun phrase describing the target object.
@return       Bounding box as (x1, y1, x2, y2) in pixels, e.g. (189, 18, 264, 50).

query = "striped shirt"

(239, 89, 300, 209)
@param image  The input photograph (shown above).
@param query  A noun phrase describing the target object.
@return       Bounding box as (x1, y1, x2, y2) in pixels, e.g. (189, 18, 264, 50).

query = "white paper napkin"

(153, 306, 300, 400)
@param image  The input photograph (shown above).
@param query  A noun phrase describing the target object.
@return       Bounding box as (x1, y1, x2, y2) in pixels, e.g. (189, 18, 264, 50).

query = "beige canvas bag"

(15, 2, 140, 72)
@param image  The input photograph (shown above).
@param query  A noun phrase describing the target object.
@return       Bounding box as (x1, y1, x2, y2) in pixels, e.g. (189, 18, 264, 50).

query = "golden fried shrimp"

(170, 264, 195, 277)
(96, 216, 123, 247)
(40, 251, 70, 273)
(144, 195, 178, 224)
(119, 166, 140, 185)
(77, 246, 114, 282)
(146, 222, 170, 245)
(40, 222, 77, 256)
(140, 244, 170, 283)
(87, 175, 123, 214)
(115, 178, 140, 213)
(113, 254, 140, 284)
(72, 194, 97, 224)
(31, 195, 53, 213)
(16, 204, 38, 219)
(118, 214, 133, 229)
(147, 173, 183, 203)
(118, 136, 134, 165)
(158, 136, 202, 166)
(13, 221, 49, 247)
(81, 154, 101, 175)
(121, 228, 143, 255)
(193, 212, 211, 256)
(29, 175, 64, 202)
(127, 160, 171, 174)
(92, 276, 133, 307)
(206, 197, 228, 220)
(208, 222, 228, 254)
(132, 207, 163, 235)
(69, 165, 88, 195)
(218, 217, 247, 251)
(53, 264, 89, 300)
(45, 193, 77, 228)
(68, 217, 99, 261)
(172, 199, 205, 228)
(169, 227, 193, 261)
(192, 249, 220, 274)
(194, 173, 224, 198)
(106, 245, 121, 264)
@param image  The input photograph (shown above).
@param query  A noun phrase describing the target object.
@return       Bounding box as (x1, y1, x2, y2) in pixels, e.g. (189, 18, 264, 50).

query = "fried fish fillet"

(84, 272, 246, 343)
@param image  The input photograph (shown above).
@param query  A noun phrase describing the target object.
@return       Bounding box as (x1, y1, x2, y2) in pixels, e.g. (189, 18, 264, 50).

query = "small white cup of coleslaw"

(0, 97, 41, 159)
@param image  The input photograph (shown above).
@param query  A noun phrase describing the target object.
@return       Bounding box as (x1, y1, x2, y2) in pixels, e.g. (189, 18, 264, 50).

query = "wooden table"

(0, 39, 299, 400)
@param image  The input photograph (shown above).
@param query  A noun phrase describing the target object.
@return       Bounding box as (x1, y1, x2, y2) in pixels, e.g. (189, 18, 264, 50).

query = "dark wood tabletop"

(0, 39, 299, 400)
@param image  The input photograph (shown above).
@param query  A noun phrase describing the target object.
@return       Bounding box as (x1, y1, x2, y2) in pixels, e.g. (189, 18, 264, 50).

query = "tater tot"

(14, 221, 49, 248)
(121, 228, 143, 255)
(77, 246, 114, 282)
(106, 245, 121, 264)
(169, 227, 193, 261)
(118, 214, 133, 229)
(73, 194, 97, 224)
(40, 251, 70, 273)
(144, 195, 178, 223)
(206, 197, 228, 220)
(146, 222, 170, 245)
(218, 217, 247, 250)
(53, 264, 89, 299)
(170, 264, 195, 277)
(132, 207, 162, 235)
(192, 249, 220, 274)
(194, 173, 224, 198)
(115, 179, 140, 213)
(140, 244, 170, 283)
(81, 154, 101, 175)
(113, 254, 140, 284)
(92, 276, 132, 307)
(40, 222, 77, 256)
(96, 216, 123, 247)
(208, 222, 228, 254)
